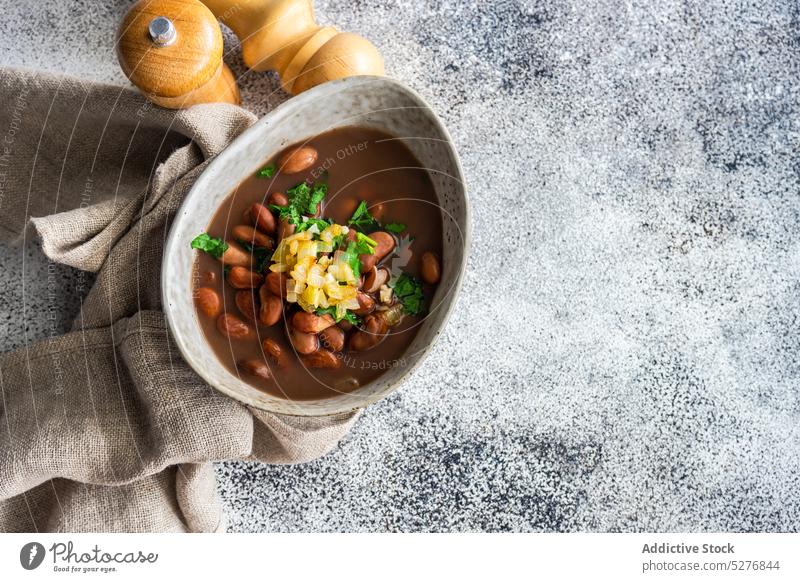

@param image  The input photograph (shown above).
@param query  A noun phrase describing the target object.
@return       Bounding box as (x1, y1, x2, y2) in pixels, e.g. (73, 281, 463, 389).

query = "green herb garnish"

(295, 217, 332, 233)
(285, 182, 310, 214)
(347, 200, 378, 229)
(392, 273, 426, 316)
(270, 203, 301, 227)
(308, 183, 327, 214)
(330, 233, 346, 250)
(384, 222, 406, 233)
(191, 233, 228, 259)
(353, 232, 377, 255)
(256, 164, 276, 178)
(280, 181, 328, 224)
(341, 242, 363, 278)
(316, 306, 360, 325)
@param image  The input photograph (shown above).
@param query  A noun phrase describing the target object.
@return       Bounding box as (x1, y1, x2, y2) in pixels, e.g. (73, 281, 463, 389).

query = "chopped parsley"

(274, 181, 328, 225)
(392, 273, 426, 316)
(330, 233, 346, 250)
(341, 242, 363, 278)
(269, 182, 329, 227)
(337, 233, 377, 279)
(347, 200, 378, 229)
(288, 182, 328, 215)
(295, 217, 332, 233)
(316, 306, 360, 325)
(256, 164, 276, 178)
(353, 232, 377, 255)
(308, 183, 327, 213)
(348, 201, 406, 235)
(384, 222, 406, 233)
(190, 233, 228, 259)
(269, 202, 301, 226)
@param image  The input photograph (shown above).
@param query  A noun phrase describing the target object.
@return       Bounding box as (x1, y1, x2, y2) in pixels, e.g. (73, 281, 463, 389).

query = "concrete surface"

(1, 0, 799, 531)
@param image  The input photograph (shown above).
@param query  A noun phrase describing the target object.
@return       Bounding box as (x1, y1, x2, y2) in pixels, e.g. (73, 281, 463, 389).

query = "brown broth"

(192, 127, 443, 400)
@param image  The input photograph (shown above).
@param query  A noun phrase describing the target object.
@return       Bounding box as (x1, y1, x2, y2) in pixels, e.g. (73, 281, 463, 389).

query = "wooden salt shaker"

(117, 0, 240, 109)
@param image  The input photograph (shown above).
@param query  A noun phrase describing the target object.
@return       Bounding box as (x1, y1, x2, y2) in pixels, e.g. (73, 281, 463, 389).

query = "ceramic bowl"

(162, 75, 469, 416)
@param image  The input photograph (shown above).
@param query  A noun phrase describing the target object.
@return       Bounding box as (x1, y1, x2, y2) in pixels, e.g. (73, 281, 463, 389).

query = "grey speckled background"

(2, 0, 799, 531)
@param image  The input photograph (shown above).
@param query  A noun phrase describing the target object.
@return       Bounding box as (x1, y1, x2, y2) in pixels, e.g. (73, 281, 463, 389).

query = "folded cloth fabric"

(0, 68, 359, 532)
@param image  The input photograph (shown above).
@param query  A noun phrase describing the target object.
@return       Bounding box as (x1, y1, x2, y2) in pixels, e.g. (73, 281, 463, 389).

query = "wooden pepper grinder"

(201, 0, 385, 94)
(117, 0, 240, 109)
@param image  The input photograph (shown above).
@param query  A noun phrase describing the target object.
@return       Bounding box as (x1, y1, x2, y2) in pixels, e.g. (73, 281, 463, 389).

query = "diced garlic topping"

(380, 284, 393, 304)
(268, 220, 362, 316)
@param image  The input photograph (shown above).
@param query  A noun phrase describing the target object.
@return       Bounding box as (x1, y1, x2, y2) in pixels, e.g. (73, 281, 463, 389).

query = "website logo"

(20, 542, 46, 570)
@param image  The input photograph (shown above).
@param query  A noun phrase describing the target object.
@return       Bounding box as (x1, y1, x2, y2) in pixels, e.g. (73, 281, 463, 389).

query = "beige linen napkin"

(0, 68, 358, 533)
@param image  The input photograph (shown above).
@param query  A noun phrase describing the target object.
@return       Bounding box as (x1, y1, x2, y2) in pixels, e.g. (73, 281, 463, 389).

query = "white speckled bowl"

(162, 76, 469, 416)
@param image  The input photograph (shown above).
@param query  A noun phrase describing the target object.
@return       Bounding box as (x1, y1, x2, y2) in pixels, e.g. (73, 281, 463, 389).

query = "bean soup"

(191, 127, 442, 400)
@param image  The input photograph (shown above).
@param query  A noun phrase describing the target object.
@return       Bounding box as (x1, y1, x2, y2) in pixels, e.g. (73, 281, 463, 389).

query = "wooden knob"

(201, 0, 384, 94)
(117, 0, 240, 109)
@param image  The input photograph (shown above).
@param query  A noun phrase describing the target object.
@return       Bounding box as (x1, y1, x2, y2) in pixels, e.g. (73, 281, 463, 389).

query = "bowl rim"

(161, 75, 471, 416)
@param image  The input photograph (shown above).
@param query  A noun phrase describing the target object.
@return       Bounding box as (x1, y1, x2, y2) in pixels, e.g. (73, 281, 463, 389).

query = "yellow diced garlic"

(341, 297, 360, 310)
(308, 266, 325, 288)
(302, 286, 321, 308)
(380, 284, 393, 304)
(297, 241, 317, 261)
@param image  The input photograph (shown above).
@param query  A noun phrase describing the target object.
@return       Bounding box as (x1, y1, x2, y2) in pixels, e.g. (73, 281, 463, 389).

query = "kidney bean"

(249, 202, 276, 234)
(266, 271, 287, 298)
(268, 192, 289, 207)
(289, 328, 319, 355)
(363, 267, 389, 293)
(302, 349, 342, 369)
(371, 231, 396, 259)
(359, 231, 395, 272)
(217, 313, 253, 340)
(235, 290, 259, 321)
(258, 285, 283, 326)
(348, 313, 389, 351)
(353, 292, 376, 316)
(348, 330, 374, 352)
(262, 338, 289, 368)
(364, 312, 389, 336)
(239, 358, 272, 380)
(227, 266, 264, 289)
(421, 252, 441, 284)
(232, 224, 273, 249)
(278, 145, 318, 174)
(220, 241, 252, 267)
(337, 319, 354, 331)
(195, 287, 221, 318)
(319, 326, 345, 352)
(292, 311, 335, 334)
(277, 217, 295, 242)
(360, 254, 377, 272)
